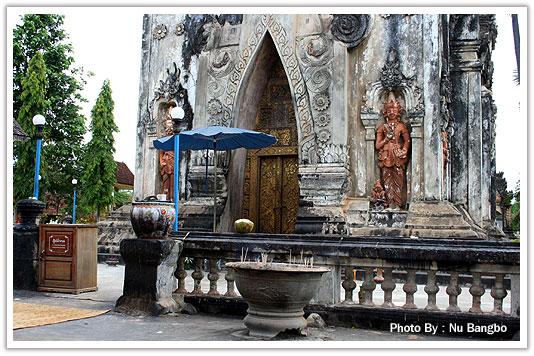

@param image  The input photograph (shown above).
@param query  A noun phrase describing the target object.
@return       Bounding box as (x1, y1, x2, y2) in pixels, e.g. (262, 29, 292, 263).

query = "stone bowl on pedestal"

(225, 261, 330, 339)
(130, 196, 175, 239)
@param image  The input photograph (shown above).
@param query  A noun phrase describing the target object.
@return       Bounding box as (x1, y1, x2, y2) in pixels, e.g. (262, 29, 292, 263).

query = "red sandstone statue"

(375, 93, 411, 209)
(159, 109, 176, 201)
(370, 179, 387, 209)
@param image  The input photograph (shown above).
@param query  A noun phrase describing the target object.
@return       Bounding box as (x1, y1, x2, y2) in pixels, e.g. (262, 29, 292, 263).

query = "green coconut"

(234, 218, 254, 233)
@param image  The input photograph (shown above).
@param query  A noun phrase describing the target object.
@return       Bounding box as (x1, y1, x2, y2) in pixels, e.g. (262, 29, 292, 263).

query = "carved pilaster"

(449, 15, 485, 225)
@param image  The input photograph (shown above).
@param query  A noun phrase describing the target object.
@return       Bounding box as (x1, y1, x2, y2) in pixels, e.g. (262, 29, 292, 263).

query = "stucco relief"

(330, 14, 371, 49)
(361, 48, 424, 126)
(152, 24, 168, 40)
(142, 62, 186, 134)
(206, 48, 237, 125)
(298, 33, 336, 151)
(224, 15, 318, 164)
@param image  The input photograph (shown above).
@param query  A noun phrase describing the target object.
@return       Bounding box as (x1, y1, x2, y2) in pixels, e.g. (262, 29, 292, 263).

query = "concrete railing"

(173, 231, 520, 338)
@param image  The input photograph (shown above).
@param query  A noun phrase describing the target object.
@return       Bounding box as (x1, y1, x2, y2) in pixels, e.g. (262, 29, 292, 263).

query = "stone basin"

(225, 261, 330, 339)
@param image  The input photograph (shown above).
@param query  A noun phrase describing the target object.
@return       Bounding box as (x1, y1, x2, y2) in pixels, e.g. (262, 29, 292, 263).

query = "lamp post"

(72, 179, 77, 224)
(32, 114, 46, 199)
(170, 106, 185, 232)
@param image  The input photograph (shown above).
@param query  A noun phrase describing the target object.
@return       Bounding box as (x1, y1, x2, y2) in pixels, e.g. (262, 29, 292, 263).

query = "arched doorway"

(241, 48, 300, 234)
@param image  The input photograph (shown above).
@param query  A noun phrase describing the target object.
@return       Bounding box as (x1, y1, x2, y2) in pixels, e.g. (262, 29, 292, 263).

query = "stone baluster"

(424, 269, 440, 311)
(402, 269, 418, 309)
(469, 272, 485, 313)
(207, 258, 220, 296)
(224, 264, 238, 297)
(361, 267, 376, 306)
(341, 267, 356, 304)
(191, 258, 204, 295)
(446, 271, 462, 312)
(381, 267, 396, 308)
(491, 273, 507, 314)
(174, 257, 188, 294)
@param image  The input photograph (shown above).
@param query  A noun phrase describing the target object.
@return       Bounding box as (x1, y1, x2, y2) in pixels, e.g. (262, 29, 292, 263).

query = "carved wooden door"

(257, 154, 299, 234)
(241, 53, 300, 233)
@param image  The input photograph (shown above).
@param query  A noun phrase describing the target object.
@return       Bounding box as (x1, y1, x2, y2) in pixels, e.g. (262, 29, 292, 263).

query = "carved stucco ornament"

(380, 49, 404, 91)
(330, 14, 370, 49)
(175, 23, 185, 36)
(312, 93, 330, 111)
(304, 67, 332, 93)
(142, 62, 191, 135)
(317, 129, 331, 144)
(208, 49, 235, 78)
(153, 24, 168, 40)
(297, 34, 333, 67)
(154, 62, 182, 101)
(316, 113, 330, 127)
(207, 98, 223, 116)
(361, 47, 425, 126)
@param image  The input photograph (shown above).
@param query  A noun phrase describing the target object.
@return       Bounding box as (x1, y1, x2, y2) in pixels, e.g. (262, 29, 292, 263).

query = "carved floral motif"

(304, 67, 331, 93)
(317, 129, 331, 143)
(313, 93, 330, 111)
(331, 15, 370, 49)
(316, 113, 330, 127)
(298, 34, 333, 67)
(380, 49, 404, 91)
(207, 80, 226, 98)
(153, 24, 168, 40)
(175, 23, 185, 36)
(207, 98, 223, 116)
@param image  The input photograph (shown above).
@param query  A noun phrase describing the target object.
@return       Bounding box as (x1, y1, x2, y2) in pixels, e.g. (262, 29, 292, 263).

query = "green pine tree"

(13, 52, 48, 201)
(81, 80, 118, 221)
(13, 14, 87, 212)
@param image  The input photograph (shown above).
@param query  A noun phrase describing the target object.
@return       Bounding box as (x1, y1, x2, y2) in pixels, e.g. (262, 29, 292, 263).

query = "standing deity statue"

(375, 93, 411, 209)
(159, 109, 175, 201)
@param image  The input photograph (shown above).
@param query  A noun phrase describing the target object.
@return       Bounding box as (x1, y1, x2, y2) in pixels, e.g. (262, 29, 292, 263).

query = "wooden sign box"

(38, 224, 98, 294)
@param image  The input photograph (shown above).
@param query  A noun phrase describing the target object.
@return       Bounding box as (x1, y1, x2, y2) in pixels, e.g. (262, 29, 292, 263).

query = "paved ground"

(12, 264, 499, 342)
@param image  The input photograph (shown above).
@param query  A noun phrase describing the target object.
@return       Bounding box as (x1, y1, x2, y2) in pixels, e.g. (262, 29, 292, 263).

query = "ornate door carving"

(242, 55, 299, 233)
(255, 153, 299, 234)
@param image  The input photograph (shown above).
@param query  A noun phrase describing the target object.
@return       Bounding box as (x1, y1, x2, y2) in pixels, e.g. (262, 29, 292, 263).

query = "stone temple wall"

(134, 13, 500, 238)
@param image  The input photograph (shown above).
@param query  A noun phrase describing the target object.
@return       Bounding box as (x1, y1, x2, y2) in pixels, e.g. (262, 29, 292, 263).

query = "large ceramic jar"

(130, 196, 176, 239)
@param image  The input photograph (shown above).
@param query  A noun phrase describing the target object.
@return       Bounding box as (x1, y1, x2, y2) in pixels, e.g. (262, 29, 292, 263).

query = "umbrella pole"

(204, 149, 209, 193)
(213, 143, 217, 232)
(173, 134, 180, 232)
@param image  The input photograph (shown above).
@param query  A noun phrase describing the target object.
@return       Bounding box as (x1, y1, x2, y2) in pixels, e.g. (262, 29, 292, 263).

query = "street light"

(32, 114, 46, 199)
(72, 179, 77, 224)
(170, 106, 185, 232)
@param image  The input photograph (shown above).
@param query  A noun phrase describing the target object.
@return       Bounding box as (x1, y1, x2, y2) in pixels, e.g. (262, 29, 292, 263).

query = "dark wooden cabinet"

(38, 224, 98, 294)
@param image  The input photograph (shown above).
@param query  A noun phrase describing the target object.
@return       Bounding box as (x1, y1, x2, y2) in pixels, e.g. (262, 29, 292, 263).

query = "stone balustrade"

(171, 231, 520, 338)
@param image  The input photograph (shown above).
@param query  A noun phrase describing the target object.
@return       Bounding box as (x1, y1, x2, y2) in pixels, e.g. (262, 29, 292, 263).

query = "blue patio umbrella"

(153, 125, 277, 231)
